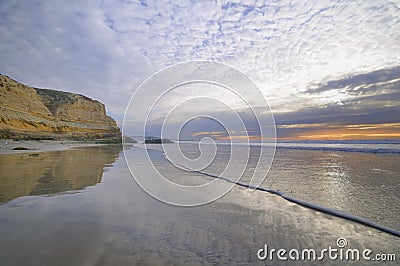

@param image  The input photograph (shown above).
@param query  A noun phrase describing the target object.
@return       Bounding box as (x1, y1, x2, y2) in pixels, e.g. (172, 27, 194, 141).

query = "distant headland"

(0, 74, 121, 142)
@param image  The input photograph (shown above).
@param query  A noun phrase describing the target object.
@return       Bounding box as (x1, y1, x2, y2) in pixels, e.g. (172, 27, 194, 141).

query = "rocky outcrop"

(0, 74, 121, 141)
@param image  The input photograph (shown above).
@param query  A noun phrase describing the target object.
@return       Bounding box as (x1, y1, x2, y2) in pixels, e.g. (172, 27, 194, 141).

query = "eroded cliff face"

(0, 74, 121, 141)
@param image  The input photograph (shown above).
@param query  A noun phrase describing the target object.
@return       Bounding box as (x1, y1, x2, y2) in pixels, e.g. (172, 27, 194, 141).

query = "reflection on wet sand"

(0, 145, 122, 204)
(265, 149, 400, 230)
(0, 146, 398, 265)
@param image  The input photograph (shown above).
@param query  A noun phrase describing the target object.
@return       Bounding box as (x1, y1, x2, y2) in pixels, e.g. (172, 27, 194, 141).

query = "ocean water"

(270, 141, 400, 231)
(175, 140, 400, 231)
(0, 143, 399, 265)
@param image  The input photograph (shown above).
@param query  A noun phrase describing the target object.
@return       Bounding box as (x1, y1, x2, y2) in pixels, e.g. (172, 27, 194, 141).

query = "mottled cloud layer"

(1, 0, 399, 139)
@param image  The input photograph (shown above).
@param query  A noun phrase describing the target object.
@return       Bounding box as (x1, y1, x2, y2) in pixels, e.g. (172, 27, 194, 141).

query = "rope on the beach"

(161, 151, 400, 238)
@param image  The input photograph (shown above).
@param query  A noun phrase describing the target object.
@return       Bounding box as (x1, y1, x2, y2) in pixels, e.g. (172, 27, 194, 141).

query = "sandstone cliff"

(0, 74, 121, 141)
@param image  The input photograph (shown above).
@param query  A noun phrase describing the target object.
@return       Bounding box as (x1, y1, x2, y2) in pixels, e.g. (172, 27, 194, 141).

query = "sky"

(0, 0, 399, 140)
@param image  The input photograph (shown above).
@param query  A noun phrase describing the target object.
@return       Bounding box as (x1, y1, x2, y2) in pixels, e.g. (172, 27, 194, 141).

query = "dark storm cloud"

(275, 66, 400, 126)
(306, 66, 400, 96)
(274, 106, 400, 126)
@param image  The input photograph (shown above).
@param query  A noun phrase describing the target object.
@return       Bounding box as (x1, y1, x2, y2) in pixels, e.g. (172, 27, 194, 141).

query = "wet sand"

(0, 145, 398, 265)
(0, 139, 113, 154)
(0, 145, 122, 203)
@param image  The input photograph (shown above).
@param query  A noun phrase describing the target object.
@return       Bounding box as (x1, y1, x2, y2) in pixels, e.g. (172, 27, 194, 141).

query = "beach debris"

(12, 147, 31, 150)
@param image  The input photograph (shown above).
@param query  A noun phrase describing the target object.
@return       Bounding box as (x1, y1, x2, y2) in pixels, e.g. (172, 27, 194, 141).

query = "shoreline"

(1, 142, 399, 264)
(140, 144, 400, 237)
(0, 139, 122, 155)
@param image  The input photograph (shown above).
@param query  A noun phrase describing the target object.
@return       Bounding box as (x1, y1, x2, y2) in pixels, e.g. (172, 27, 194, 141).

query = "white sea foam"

(178, 140, 400, 153)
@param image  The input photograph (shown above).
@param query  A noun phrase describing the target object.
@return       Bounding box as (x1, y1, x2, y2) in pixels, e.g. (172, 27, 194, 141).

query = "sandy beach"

(0, 139, 118, 155)
(2, 0, 400, 264)
(0, 144, 398, 265)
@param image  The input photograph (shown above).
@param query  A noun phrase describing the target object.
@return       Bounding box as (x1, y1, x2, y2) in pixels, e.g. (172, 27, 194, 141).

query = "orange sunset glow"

(278, 123, 400, 140)
(190, 123, 400, 141)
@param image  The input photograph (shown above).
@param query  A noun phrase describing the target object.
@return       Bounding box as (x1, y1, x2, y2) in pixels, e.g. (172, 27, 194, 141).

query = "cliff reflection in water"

(0, 145, 123, 204)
